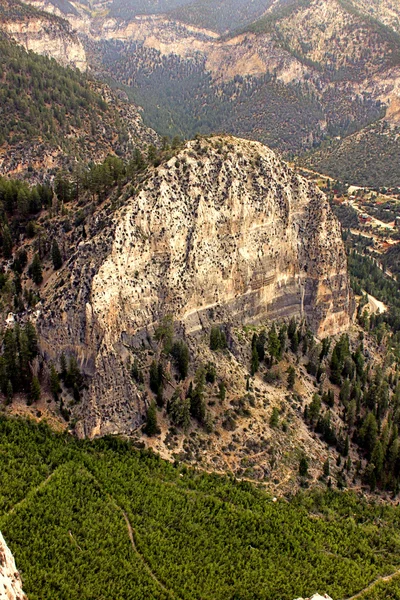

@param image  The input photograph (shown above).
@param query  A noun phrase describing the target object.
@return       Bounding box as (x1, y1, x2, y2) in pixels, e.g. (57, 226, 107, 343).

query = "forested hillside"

(303, 121, 400, 188)
(168, 0, 271, 33)
(3, 417, 400, 600)
(0, 34, 157, 178)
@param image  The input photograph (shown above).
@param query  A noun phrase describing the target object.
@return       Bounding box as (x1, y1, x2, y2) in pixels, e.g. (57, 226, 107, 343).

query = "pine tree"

(144, 401, 160, 436)
(29, 253, 43, 285)
(50, 364, 60, 400)
(268, 324, 280, 364)
(270, 407, 279, 428)
(51, 239, 63, 270)
(299, 455, 309, 477)
(218, 381, 226, 403)
(29, 376, 41, 404)
(250, 346, 259, 376)
(287, 366, 296, 390)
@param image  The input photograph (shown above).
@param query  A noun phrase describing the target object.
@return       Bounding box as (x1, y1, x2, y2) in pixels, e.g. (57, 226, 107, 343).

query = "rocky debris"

(295, 595, 333, 600)
(0, 532, 27, 600)
(38, 135, 353, 437)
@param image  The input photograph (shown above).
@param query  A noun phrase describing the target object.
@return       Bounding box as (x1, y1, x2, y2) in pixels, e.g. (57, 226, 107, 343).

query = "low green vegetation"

(3, 416, 400, 599)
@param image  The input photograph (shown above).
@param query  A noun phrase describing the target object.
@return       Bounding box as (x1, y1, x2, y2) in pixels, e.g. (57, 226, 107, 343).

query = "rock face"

(38, 136, 353, 437)
(0, 532, 27, 600)
(0, 1, 87, 70)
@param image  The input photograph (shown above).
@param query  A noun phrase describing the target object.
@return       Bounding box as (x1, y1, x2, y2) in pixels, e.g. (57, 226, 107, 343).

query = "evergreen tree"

(218, 380, 226, 403)
(29, 376, 41, 404)
(287, 366, 296, 390)
(299, 455, 309, 477)
(268, 324, 280, 364)
(29, 253, 43, 285)
(51, 239, 63, 270)
(50, 364, 60, 400)
(190, 368, 206, 423)
(171, 340, 190, 380)
(144, 401, 160, 436)
(250, 346, 259, 376)
(270, 407, 279, 428)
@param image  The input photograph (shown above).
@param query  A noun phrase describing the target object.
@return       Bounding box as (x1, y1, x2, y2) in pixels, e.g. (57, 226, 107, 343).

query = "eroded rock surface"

(38, 136, 353, 437)
(0, 532, 27, 600)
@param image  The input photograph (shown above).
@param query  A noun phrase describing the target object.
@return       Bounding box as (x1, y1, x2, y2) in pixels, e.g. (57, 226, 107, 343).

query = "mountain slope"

(303, 120, 400, 188)
(0, 34, 158, 179)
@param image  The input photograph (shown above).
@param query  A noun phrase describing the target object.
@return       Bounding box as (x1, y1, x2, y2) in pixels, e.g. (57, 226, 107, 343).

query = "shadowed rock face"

(38, 136, 353, 437)
(0, 532, 27, 600)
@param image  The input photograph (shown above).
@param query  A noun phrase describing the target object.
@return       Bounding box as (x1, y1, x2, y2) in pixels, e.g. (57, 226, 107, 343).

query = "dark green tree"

(29, 253, 43, 285)
(51, 239, 63, 270)
(287, 366, 296, 390)
(144, 401, 160, 436)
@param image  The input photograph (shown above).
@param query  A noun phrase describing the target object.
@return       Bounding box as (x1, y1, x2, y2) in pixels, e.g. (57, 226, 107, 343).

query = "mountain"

(17, 0, 400, 185)
(36, 135, 352, 437)
(52, 0, 393, 166)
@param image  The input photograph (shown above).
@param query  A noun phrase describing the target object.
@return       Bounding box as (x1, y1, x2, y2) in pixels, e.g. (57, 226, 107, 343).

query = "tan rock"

(38, 136, 353, 437)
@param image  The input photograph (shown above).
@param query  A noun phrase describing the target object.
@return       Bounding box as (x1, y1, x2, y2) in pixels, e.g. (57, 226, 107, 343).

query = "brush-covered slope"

(37, 136, 352, 437)
(303, 120, 400, 188)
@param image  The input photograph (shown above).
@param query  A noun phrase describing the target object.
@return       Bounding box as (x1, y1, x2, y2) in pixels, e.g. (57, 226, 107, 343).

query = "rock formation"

(0, 0, 87, 70)
(0, 532, 27, 600)
(38, 135, 353, 437)
(295, 595, 333, 600)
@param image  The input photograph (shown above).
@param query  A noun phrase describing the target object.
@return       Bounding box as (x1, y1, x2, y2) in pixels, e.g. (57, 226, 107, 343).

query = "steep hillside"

(0, 34, 158, 180)
(353, 0, 400, 34)
(4, 417, 400, 600)
(168, 0, 272, 34)
(303, 120, 400, 187)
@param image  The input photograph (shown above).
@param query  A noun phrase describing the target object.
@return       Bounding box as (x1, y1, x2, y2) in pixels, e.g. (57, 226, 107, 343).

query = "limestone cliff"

(0, 0, 87, 70)
(38, 136, 352, 437)
(0, 532, 27, 600)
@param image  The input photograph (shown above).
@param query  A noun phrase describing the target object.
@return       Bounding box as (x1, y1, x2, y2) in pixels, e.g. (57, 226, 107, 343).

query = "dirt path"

(2, 468, 59, 520)
(115, 502, 177, 598)
(344, 567, 400, 600)
(84, 466, 178, 599)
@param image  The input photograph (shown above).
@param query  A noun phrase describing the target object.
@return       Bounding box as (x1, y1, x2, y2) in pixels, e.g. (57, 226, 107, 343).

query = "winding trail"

(84, 466, 178, 600)
(2, 468, 59, 520)
(344, 566, 400, 600)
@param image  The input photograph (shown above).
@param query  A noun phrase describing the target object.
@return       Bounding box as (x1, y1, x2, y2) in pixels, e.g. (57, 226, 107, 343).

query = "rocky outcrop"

(38, 136, 353, 437)
(295, 595, 333, 600)
(1, 18, 87, 70)
(0, 532, 27, 600)
(0, 0, 87, 70)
